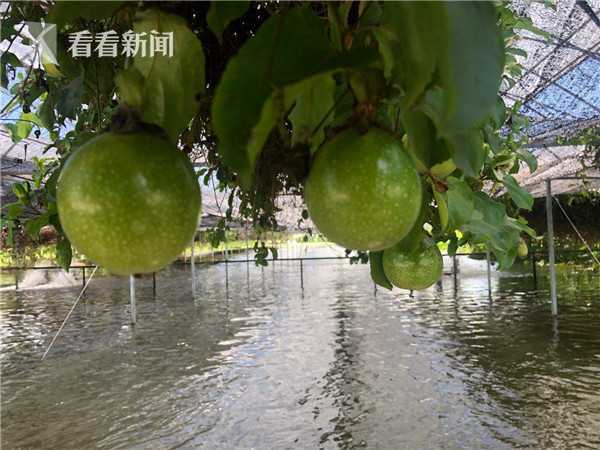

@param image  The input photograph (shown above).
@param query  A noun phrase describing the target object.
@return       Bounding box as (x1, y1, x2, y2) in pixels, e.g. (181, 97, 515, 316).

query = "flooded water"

(2, 248, 600, 449)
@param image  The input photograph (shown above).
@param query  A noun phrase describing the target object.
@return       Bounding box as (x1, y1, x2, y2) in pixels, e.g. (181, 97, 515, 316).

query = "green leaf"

(369, 251, 393, 290)
(289, 73, 335, 152)
(437, 2, 504, 131)
(516, 148, 537, 173)
(47, 1, 126, 28)
(460, 192, 524, 269)
(7, 112, 42, 143)
(207, 1, 249, 43)
(37, 92, 57, 130)
(446, 177, 474, 229)
(3, 202, 23, 220)
(56, 75, 84, 119)
(445, 129, 486, 178)
(402, 109, 452, 172)
(212, 7, 377, 188)
(433, 190, 449, 231)
(327, 3, 351, 51)
(120, 9, 205, 144)
(56, 237, 73, 271)
(377, 2, 444, 108)
(25, 213, 51, 239)
(503, 175, 533, 210)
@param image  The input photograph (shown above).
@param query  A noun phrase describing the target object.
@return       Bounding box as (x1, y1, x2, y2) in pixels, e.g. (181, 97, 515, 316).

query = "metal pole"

(152, 272, 156, 295)
(15, 269, 18, 290)
(486, 249, 492, 298)
(129, 275, 136, 325)
(299, 259, 304, 290)
(452, 255, 458, 285)
(546, 179, 558, 316)
(82, 267, 86, 287)
(191, 233, 196, 290)
(531, 251, 538, 288)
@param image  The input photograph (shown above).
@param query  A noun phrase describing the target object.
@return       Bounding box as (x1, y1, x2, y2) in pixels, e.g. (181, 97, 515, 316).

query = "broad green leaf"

(56, 237, 73, 271)
(446, 177, 474, 229)
(4, 202, 23, 220)
(56, 75, 84, 119)
(517, 148, 537, 173)
(119, 9, 205, 144)
(48, 1, 126, 27)
(491, 153, 516, 181)
(377, 2, 444, 108)
(401, 110, 435, 171)
(491, 96, 507, 128)
(369, 251, 393, 290)
(445, 129, 486, 178)
(461, 192, 524, 269)
(437, 2, 504, 132)
(7, 112, 42, 143)
(327, 2, 352, 51)
(289, 74, 335, 152)
(37, 93, 57, 130)
(430, 159, 456, 180)
(433, 190, 449, 231)
(402, 109, 452, 173)
(25, 213, 51, 239)
(207, 1, 249, 43)
(212, 7, 377, 188)
(503, 175, 533, 210)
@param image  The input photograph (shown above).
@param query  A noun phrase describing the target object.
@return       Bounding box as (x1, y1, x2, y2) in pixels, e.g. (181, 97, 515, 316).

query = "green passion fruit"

(57, 132, 201, 275)
(517, 238, 528, 259)
(382, 239, 443, 290)
(304, 128, 422, 251)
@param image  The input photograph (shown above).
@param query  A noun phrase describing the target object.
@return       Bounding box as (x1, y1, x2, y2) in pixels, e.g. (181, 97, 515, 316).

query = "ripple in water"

(1, 250, 599, 449)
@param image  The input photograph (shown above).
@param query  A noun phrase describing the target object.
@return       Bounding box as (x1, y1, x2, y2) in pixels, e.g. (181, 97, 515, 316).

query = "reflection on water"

(1, 249, 599, 449)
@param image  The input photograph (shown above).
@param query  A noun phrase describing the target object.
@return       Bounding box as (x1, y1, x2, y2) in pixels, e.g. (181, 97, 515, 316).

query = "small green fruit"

(305, 127, 422, 251)
(517, 238, 528, 259)
(57, 132, 201, 275)
(382, 239, 443, 290)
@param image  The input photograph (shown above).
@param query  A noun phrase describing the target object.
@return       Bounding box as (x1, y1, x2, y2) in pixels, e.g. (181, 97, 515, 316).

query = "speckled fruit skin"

(57, 132, 201, 275)
(305, 128, 422, 251)
(517, 239, 528, 259)
(382, 240, 443, 290)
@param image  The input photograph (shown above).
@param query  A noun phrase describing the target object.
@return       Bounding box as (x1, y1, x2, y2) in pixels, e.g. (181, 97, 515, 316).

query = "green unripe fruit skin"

(518, 239, 528, 259)
(305, 128, 422, 251)
(382, 240, 443, 290)
(57, 132, 201, 275)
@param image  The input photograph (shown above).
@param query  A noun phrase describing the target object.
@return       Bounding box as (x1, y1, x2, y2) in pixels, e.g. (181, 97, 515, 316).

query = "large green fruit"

(305, 128, 422, 251)
(382, 239, 443, 290)
(57, 132, 201, 275)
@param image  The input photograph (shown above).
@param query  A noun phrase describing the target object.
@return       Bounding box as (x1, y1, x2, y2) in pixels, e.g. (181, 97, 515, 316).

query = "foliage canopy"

(1, 1, 542, 283)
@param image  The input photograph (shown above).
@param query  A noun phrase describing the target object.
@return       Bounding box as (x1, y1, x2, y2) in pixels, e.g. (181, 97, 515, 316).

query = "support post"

(152, 272, 156, 295)
(300, 259, 304, 290)
(129, 275, 137, 325)
(82, 267, 86, 287)
(546, 179, 558, 316)
(191, 232, 196, 291)
(531, 251, 537, 288)
(15, 269, 18, 291)
(452, 255, 458, 284)
(486, 249, 492, 298)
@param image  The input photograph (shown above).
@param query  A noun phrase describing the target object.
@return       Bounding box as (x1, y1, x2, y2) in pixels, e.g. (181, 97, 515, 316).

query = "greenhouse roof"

(503, 0, 600, 145)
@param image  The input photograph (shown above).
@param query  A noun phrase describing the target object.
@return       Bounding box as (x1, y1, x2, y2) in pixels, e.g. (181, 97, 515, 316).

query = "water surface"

(2, 249, 600, 449)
